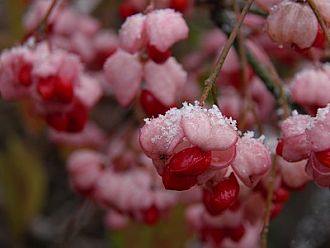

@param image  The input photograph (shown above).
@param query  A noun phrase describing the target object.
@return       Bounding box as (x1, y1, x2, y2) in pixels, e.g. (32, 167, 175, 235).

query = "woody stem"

(199, 0, 255, 105)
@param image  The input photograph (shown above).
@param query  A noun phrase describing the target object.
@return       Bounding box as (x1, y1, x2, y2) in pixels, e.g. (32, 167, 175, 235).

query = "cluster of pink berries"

(140, 102, 271, 214)
(104, 8, 189, 116)
(24, 0, 118, 69)
(0, 43, 102, 132)
(1, 0, 330, 246)
(277, 105, 330, 187)
(67, 130, 178, 226)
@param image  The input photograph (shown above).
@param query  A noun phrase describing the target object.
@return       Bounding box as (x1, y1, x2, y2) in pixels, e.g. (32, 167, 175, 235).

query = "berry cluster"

(104, 8, 189, 116)
(0, 43, 102, 132)
(67, 131, 177, 226)
(140, 102, 271, 215)
(277, 106, 330, 187)
(24, 0, 118, 69)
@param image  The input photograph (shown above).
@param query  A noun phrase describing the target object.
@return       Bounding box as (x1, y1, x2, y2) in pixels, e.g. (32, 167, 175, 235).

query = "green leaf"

(0, 137, 46, 240)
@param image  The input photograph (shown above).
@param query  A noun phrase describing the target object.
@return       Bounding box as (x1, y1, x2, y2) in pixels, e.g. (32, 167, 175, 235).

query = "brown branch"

(199, 0, 255, 105)
(260, 155, 277, 248)
(233, 0, 263, 134)
(266, 63, 290, 120)
(23, 0, 59, 41)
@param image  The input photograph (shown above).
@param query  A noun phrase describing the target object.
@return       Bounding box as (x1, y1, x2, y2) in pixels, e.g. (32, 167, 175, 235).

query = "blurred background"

(0, 0, 329, 247)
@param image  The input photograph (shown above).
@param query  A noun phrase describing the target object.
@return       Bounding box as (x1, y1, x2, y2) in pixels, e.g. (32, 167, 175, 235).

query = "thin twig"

(23, 0, 59, 41)
(211, 84, 219, 107)
(307, 0, 330, 46)
(266, 63, 290, 119)
(260, 156, 277, 248)
(233, 0, 263, 134)
(199, 0, 255, 105)
(38, 0, 58, 30)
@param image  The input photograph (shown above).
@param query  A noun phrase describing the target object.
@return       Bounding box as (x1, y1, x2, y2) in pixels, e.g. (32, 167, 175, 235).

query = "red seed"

(18, 63, 32, 86)
(312, 25, 326, 50)
(45, 113, 68, 132)
(142, 205, 159, 225)
(202, 227, 226, 244)
(169, 0, 189, 13)
(168, 146, 212, 176)
(273, 187, 290, 203)
(66, 101, 88, 133)
(37, 76, 74, 103)
(37, 76, 57, 101)
(276, 139, 284, 156)
(55, 78, 74, 103)
(119, 2, 138, 21)
(306, 104, 322, 117)
(162, 165, 197, 191)
(270, 202, 283, 219)
(147, 44, 171, 64)
(90, 49, 117, 70)
(227, 224, 246, 242)
(315, 148, 330, 169)
(47, 22, 54, 34)
(294, 26, 326, 53)
(203, 173, 240, 216)
(140, 89, 173, 117)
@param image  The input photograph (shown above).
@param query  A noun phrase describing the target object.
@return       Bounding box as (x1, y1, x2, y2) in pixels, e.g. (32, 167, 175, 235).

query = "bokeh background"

(0, 0, 329, 247)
